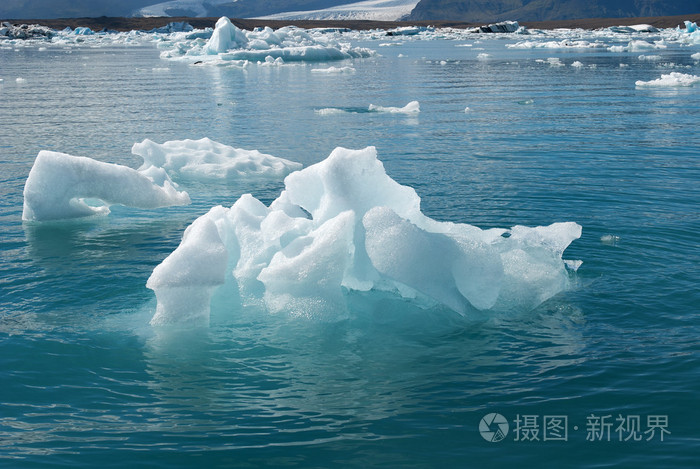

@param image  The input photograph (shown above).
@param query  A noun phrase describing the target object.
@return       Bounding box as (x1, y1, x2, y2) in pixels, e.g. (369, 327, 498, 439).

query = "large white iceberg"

(22, 151, 190, 222)
(148, 146, 581, 326)
(132, 137, 302, 181)
(160, 16, 375, 64)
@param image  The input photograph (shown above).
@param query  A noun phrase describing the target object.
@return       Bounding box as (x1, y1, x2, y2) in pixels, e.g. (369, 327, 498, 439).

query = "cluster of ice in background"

(159, 16, 375, 65)
(3, 17, 699, 69)
(147, 147, 581, 326)
(22, 138, 301, 221)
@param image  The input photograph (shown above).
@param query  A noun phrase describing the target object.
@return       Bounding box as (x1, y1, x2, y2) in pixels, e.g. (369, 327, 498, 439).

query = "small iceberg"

(148, 146, 581, 326)
(368, 101, 420, 114)
(635, 72, 700, 88)
(473, 21, 523, 34)
(22, 151, 190, 222)
(132, 138, 302, 181)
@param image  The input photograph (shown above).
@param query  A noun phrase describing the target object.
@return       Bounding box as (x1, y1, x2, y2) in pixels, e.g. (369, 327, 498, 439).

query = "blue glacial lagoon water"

(1, 29, 699, 467)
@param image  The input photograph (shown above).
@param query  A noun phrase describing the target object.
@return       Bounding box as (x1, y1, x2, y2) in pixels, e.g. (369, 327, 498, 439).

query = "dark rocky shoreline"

(1, 13, 698, 33)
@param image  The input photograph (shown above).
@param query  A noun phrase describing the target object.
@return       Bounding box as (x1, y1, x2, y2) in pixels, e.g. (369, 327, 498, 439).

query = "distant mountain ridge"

(408, 0, 700, 22)
(0, 0, 362, 20)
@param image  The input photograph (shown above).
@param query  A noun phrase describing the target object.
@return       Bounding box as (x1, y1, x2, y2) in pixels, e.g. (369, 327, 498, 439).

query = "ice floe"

(147, 146, 581, 326)
(22, 151, 190, 222)
(132, 138, 302, 181)
(635, 72, 700, 88)
(368, 100, 420, 114)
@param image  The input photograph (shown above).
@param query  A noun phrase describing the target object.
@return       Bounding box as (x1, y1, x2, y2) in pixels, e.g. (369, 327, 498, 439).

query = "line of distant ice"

(608, 40, 668, 52)
(635, 72, 700, 88)
(147, 146, 581, 326)
(311, 66, 356, 73)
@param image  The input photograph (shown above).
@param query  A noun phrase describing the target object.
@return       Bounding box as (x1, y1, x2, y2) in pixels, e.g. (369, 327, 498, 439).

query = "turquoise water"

(1, 34, 699, 467)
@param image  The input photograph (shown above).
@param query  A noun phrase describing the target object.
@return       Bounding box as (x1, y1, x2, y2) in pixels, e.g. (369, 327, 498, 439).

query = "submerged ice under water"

(1, 17, 699, 468)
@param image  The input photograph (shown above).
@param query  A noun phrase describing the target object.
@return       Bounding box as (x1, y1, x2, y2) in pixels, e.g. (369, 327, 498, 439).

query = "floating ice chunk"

(315, 107, 347, 115)
(477, 53, 490, 60)
(16, 77, 26, 83)
(685, 21, 698, 33)
(571, 61, 584, 68)
(73, 27, 94, 36)
(261, 55, 285, 66)
(205, 17, 249, 54)
(630, 24, 659, 33)
(22, 151, 190, 222)
(368, 101, 420, 114)
(635, 72, 700, 88)
(132, 138, 302, 181)
(600, 234, 620, 245)
(310, 66, 356, 73)
(638, 54, 662, 61)
(692, 52, 700, 61)
(148, 146, 581, 325)
(474, 21, 522, 33)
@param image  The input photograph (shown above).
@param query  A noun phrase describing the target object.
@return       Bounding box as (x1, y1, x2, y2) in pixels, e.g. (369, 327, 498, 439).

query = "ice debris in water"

(160, 16, 375, 64)
(368, 101, 420, 114)
(147, 146, 581, 326)
(310, 66, 356, 74)
(635, 72, 700, 88)
(22, 151, 190, 221)
(132, 138, 302, 181)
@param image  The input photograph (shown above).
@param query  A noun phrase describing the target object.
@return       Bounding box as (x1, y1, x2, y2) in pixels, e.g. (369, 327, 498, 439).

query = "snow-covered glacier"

(148, 146, 581, 326)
